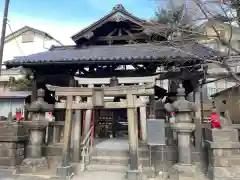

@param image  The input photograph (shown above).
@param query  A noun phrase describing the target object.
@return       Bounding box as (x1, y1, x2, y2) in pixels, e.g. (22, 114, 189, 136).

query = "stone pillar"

(110, 77, 119, 138)
(194, 86, 202, 152)
(31, 75, 37, 102)
(126, 94, 140, 180)
(148, 95, 156, 119)
(84, 84, 94, 137)
(156, 99, 173, 145)
(57, 95, 74, 177)
(139, 104, 147, 142)
(53, 125, 61, 143)
(170, 84, 196, 180)
(206, 127, 240, 180)
(73, 96, 82, 162)
(20, 89, 54, 173)
(139, 83, 147, 143)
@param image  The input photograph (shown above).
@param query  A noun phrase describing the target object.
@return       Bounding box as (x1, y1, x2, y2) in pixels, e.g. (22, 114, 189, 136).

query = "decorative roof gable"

(71, 4, 146, 42)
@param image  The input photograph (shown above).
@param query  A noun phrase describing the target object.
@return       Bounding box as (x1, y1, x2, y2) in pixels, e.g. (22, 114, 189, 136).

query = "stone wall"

(206, 128, 240, 180)
(0, 142, 25, 167)
(151, 145, 201, 173)
(0, 122, 27, 168)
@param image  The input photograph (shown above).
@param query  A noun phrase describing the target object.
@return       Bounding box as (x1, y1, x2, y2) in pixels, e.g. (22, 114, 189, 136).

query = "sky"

(0, 0, 160, 45)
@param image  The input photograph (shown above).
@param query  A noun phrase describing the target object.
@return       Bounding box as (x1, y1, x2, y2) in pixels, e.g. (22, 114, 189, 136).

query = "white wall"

(0, 98, 25, 117)
(204, 78, 237, 99)
(3, 31, 61, 64)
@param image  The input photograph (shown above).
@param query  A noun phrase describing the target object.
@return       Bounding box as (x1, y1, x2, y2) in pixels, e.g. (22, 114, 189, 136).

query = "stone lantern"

(169, 84, 197, 180)
(20, 89, 54, 173)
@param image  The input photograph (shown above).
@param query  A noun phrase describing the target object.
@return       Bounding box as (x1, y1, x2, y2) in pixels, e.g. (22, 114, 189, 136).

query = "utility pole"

(0, 0, 10, 75)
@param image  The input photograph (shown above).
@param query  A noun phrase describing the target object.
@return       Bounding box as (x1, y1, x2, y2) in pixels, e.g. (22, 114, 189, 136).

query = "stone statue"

(211, 104, 232, 129)
(219, 110, 233, 129)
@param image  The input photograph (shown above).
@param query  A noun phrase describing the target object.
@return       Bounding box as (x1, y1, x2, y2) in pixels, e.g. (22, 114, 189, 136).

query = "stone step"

(86, 164, 128, 172)
(91, 149, 149, 158)
(86, 164, 155, 178)
(91, 156, 150, 166)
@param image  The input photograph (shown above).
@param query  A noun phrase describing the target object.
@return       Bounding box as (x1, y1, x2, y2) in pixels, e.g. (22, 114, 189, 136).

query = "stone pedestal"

(56, 165, 74, 177)
(126, 169, 142, 180)
(170, 164, 196, 180)
(206, 128, 240, 180)
(0, 122, 27, 168)
(20, 121, 49, 173)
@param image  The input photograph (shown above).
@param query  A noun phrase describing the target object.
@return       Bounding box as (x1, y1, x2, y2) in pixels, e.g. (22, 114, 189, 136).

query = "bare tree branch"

(148, 0, 240, 83)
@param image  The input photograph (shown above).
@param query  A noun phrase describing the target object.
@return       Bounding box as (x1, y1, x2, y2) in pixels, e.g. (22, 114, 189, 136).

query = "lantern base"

(169, 164, 196, 180)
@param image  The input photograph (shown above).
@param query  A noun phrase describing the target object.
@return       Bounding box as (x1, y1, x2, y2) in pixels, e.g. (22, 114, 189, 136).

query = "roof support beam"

(74, 75, 158, 85)
(55, 84, 154, 97)
(96, 32, 148, 41)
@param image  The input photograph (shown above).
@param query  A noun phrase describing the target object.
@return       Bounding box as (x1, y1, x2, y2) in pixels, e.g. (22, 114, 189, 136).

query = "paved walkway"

(95, 139, 129, 150)
(73, 171, 126, 180)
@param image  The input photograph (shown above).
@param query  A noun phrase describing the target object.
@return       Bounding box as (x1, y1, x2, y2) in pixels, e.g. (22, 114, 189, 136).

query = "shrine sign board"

(147, 119, 166, 146)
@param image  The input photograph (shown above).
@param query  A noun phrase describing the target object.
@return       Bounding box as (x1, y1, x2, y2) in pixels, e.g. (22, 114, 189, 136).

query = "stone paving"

(73, 171, 126, 180)
(0, 170, 210, 180)
(95, 138, 129, 150)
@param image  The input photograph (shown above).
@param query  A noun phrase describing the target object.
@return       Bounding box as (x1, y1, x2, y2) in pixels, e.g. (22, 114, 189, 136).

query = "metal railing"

(80, 126, 94, 171)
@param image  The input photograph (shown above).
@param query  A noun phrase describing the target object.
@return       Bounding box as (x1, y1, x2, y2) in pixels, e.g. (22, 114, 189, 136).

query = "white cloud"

(1, 13, 91, 45)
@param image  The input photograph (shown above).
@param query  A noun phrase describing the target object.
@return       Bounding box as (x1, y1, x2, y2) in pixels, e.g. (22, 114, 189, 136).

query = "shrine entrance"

(54, 83, 154, 176)
(95, 109, 129, 138)
(95, 108, 142, 139)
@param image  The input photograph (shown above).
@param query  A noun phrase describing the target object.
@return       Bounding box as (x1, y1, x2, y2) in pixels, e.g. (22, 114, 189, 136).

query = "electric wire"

(6, 21, 25, 57)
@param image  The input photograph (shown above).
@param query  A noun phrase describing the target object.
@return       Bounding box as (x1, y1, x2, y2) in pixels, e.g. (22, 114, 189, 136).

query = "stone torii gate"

(54, 84, 155, 179)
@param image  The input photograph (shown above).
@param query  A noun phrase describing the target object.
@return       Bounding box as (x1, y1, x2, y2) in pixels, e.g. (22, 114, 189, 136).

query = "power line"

(7, 22, 25, 56)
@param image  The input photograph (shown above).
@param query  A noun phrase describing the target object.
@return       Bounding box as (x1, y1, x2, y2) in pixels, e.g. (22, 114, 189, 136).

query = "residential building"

(0, 26, 62, 91)
(3, 26, 62, 64)
(196, 20, 240, 99)
(2, 26, 62, 77)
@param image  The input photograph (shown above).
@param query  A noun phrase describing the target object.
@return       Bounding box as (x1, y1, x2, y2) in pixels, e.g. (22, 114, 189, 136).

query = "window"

(22, 31, 34, 43)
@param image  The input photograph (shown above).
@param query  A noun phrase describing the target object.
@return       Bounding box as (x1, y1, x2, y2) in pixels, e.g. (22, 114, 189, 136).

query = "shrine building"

(4, 4, 221, 179)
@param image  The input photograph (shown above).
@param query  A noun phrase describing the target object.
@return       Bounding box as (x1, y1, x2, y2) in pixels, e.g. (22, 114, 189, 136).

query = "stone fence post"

(0, 121, 27, 168)
(205, 127, 240, 180)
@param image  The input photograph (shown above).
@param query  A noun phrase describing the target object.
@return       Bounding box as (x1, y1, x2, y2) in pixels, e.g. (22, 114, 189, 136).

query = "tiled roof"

(0, 91, 31, 99)
(5, 43, 221, 66)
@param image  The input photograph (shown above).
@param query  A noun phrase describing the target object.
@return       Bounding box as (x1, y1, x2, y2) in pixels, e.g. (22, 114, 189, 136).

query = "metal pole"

(0, 0, 10, 75)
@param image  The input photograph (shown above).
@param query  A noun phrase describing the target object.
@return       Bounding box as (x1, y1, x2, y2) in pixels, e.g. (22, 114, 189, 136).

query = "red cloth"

(209, 113, 221, 128)
(16, 112, 23, 121)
